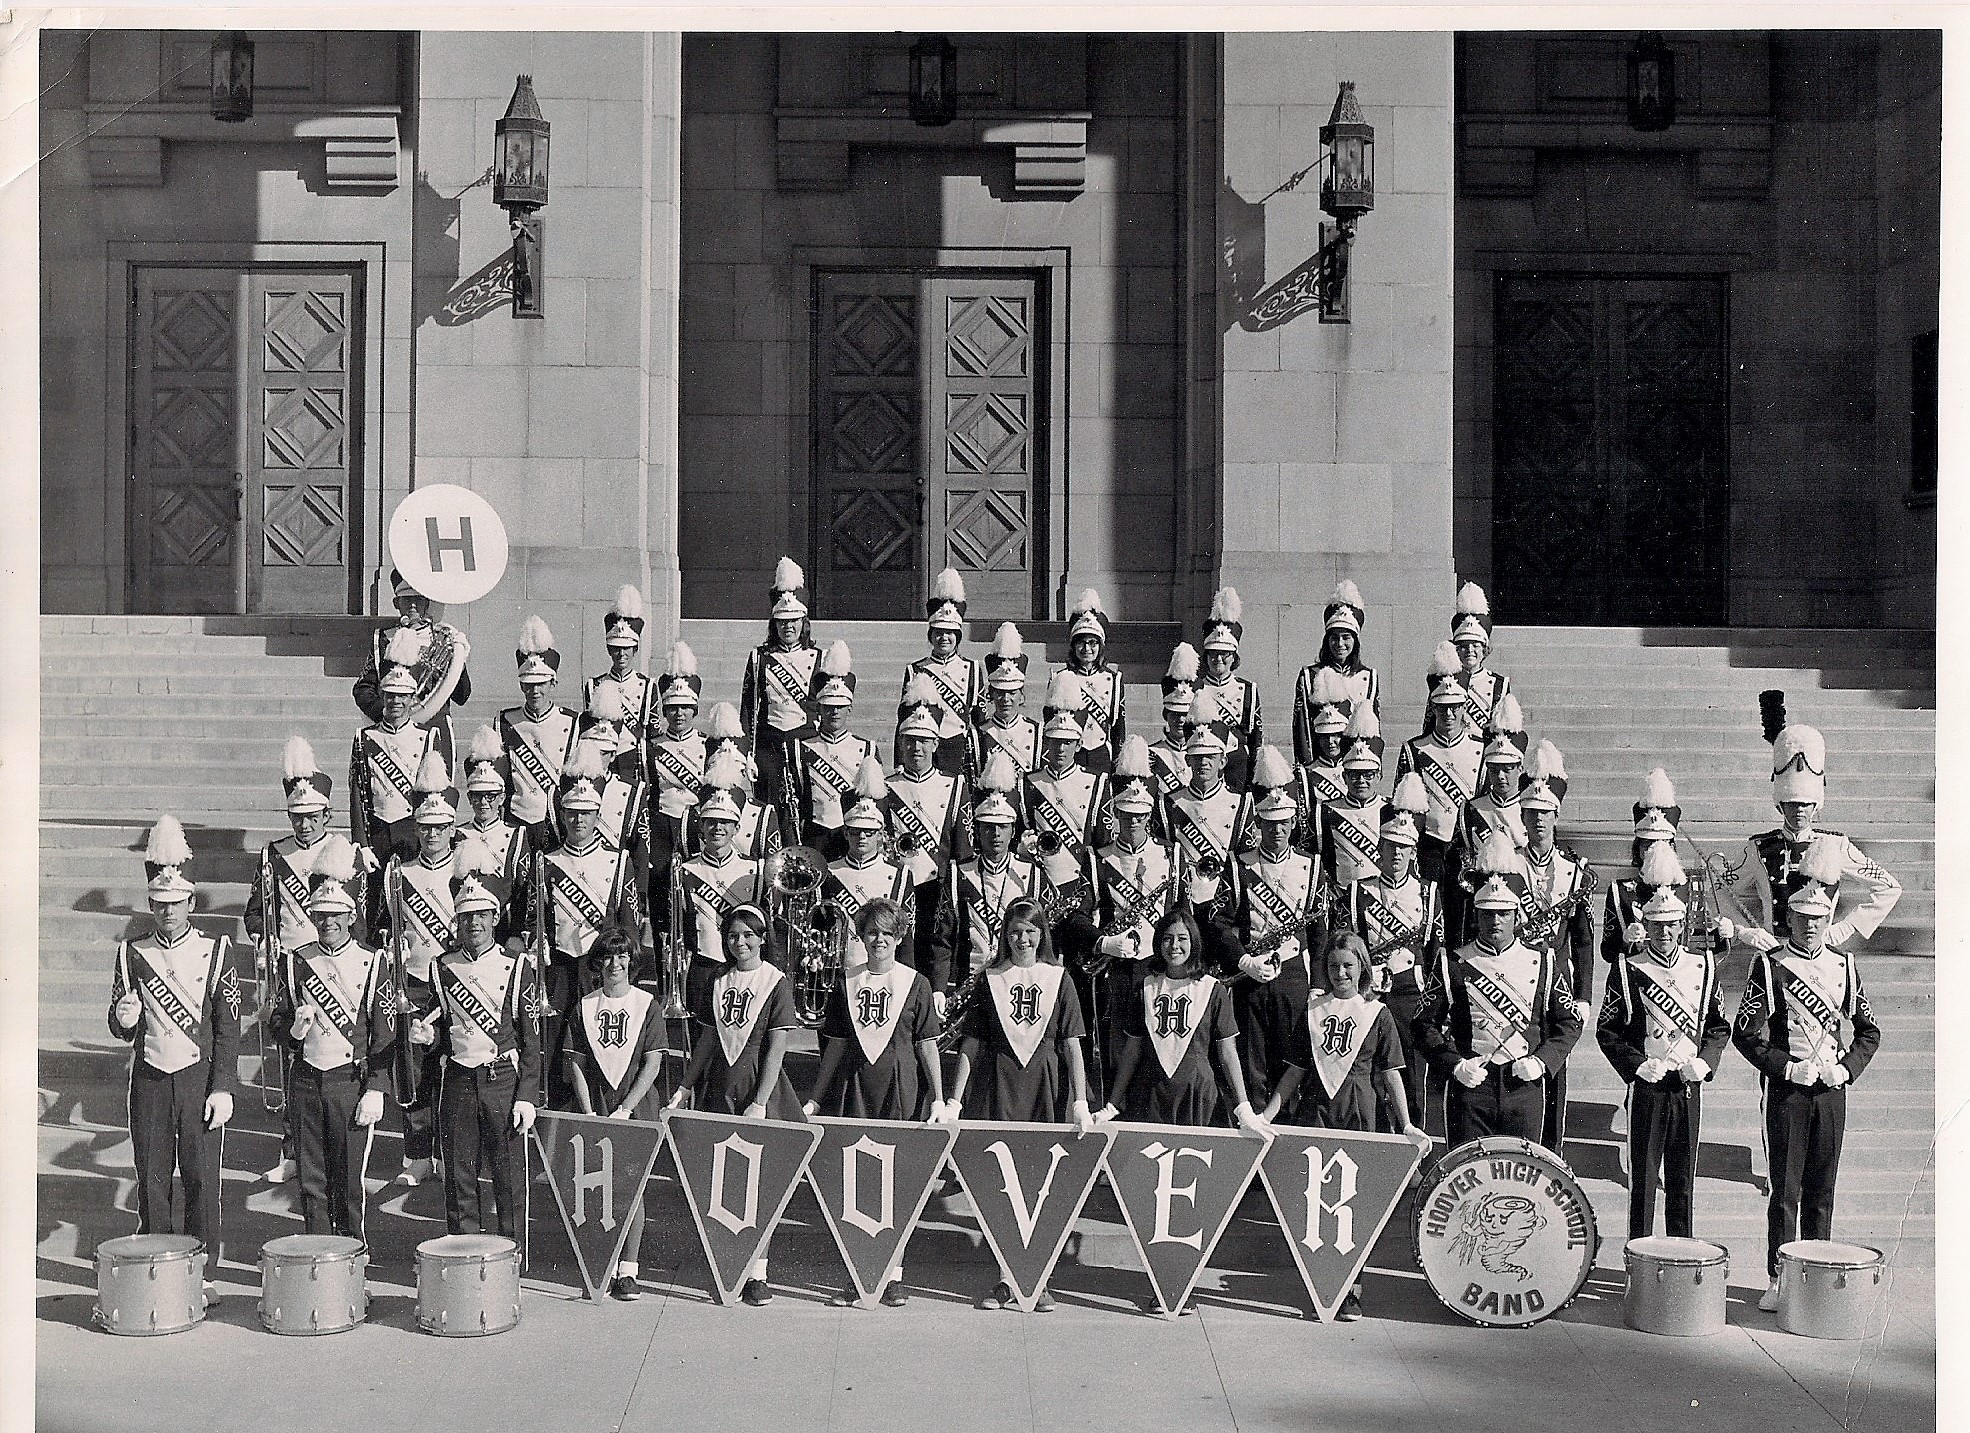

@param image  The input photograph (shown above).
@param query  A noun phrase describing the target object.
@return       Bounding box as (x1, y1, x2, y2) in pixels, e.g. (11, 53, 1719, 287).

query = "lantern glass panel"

(209, 34, 253, 121)
(1334, 135, 1365, 192)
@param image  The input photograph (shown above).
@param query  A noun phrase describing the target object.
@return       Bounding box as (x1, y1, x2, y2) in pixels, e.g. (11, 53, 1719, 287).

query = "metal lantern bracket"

(1249, 82, 1375, 325)
(493, 74, 551, 319)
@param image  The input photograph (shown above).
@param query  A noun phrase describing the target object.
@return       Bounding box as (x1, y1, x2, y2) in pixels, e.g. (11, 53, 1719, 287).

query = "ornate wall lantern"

(1626, 32, 1677, 132)
(909, 35, 958, 127)
(210, 32, 255, 123)
(1315, 82, 1375, 323)
(493, 75, 551, 318)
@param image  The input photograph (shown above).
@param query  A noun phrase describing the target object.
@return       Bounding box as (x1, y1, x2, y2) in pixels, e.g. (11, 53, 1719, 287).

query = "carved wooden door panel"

(1493, 275, 1727, 625)
(812, 269, 1044, 620)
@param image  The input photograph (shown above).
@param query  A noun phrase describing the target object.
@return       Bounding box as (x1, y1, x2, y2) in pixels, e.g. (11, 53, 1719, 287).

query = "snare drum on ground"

(1623, 1236, 1728, 1336)
(1777, 1240, 1885, 1341)
(1412, 1136, 1599, 1327)
(416, 1234, 522, 1337)
(259, 1234, 368, 1336)
(94, 1234, 207, 1337)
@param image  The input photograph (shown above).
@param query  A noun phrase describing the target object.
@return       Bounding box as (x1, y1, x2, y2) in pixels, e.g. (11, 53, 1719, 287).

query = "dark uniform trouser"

(440, 1057, 525, 1238)
(362, 818, 418, 935)
(400, 973, 441, 1162)
(1765, 1082, 1845, 1277)
(1417, 835, 1465, 947)
(1627, 1078, 1701, 1239)
(1381, 984, 1428, 1133)
(543, 958, 585, 1108)
(1446, 1063, 1546, 1148)
(130, 1061, 223, 1254)
(290, 1063, 371, 1240)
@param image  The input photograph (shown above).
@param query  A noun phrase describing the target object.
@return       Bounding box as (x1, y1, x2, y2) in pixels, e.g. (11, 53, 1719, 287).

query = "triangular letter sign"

(531, 1110, 670, 1301)
(948, 1122, 1112, 1312)
(1102, 1121, 1271, 1318)
(663, 1109, 821, 1305)
(1256, 1127, 1422, 1322)
(805, 1117, 957, 1307)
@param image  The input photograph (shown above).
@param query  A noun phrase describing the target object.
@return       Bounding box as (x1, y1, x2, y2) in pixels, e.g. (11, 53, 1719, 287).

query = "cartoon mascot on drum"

(1450, 1192, 1546, 1281)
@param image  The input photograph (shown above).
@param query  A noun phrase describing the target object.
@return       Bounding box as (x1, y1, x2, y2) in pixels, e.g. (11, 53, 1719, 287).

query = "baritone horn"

(766, 846, 845, 1025)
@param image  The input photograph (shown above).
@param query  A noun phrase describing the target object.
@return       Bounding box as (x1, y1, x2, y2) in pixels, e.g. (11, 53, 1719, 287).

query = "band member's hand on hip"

(355, 1090, 385, 1127)
(203, 1091, 233, 1129)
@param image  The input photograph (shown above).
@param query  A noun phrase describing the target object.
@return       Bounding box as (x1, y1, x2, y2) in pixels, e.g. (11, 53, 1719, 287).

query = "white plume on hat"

(1473, 831, 1524, 881)
(976, 749, 1019, 795)
(772, 557, 804, 592)
(455, 839, 503, 882)
(1772, 724, 1827, 775)
(902, 671, 938, 707)
(703, 746, 745, 792)
(145, 814, 192, 867)
(1391, 773, 1428, 815)
(1639, 843, 1686, 888)
(1491, 694, 1524, 737)
(413, 751, 452, 796)
(1209, 586, 1242, 624)
(1044, 669, 1082, 708)
(468, 725, 504, 765)
(587, 683, 626, 722)
(1428, 640, 1461, 678)
(1113, 735, 1152, 781)
(1345, 706, 1381, 742)
(1639, 767, 1677, 808)
(666, 640, 698, 677)
(1526, 739, 1565, 783)
(611, 584, 645, 620)
(1799, 836, 1845, 887)
(990, 622, 1023, 660)
(932, 567, 966, 602)
(853, 756, 888, 802)
(384, 627, 423, 668)
(518, 616, 554, 654)
(1329, 579, 1364, 610)
(1455, 582, 1490, 618)
(1250, 744, 1294, 790)
(1165, 642, 1200, 683)
(1070, 588, 1105, 619)
(705, 702, 744, 740)
(564, 745, 608, 785)
(283, 735, 318, 781)
(819, 640, 853, 677)
(316, 833, 360, 885)
(1188, 685, 1222, 726)
(1308, 668, 1352, 708)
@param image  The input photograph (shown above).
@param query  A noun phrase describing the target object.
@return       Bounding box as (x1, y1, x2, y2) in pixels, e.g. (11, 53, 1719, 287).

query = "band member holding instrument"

(583, 585, 655, 775)
(1164, 688, 1251, 942)
(1415, 834, 1583, 1148)
(1343, 779, 1440, 1135)
(820, 761, 918, 973)
(1448, 582, 1511, 736)
(407, 851, 541, 1241)
(1724, 714, 1902, 955)
(677, 752, 770, 1013)
(565, 926, 668, 1301)
(647, 642, 707, 915)
(1216, 778, 1319, 1110)
(888, 678, 971, 988)
(268, 836, 396, 1243)
(500, 616, 580, 851)
(385, 752, 460, 1186)
(1062, 588, 1125, 775)
(1293, 582, 1379, 763)
(1097, 909, 1263, 1132)
(457, 725, 530, 900)
(667, 904, 805, 1307)
(1731, 840, 1880, 1311)
(1264, 933, 1428, 1321)
(1198, 587, 1262, 792)
(352, 569, 472, 759)
(702, 700, 783, 861)
(1603, 768, 1685, 968)
(350, 630, 444, 930)
(1023, 672, 1109, 913)
(109, 817, 241, 1296)
(946, 897, 1095, 1313)
(1151, 645, 1199, 804)
(793, 641, 876, 862)
(1054, 737, 1179, 1105)
(1517, 739, 1597, 1152)
(243, 735, 343, 1184)
(929, 752, 1046, 1017)
(904, 567, 984, 779)
(973, 623, 1039, 776)
(1396, 641, 1483, 945)
(1597, 858, 1730, 1241)
(740, 558, 820, 835)
(1319, 710, 1385, 895)
(1454, 697, 1528, 919)
(576, 684, 654, 929)
(1294, 669, 1354, 860)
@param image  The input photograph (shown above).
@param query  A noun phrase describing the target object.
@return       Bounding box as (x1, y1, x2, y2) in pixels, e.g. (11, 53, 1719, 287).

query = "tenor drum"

(1412, 1136, 1598, 1327)
(93, 1234, 206, 1336)
(259, 1234, 368, 1336)
(1623, 1236, 1729, 1336)
(415, 1234, 521, 1337)
(1776, 1240, 1885, 1340)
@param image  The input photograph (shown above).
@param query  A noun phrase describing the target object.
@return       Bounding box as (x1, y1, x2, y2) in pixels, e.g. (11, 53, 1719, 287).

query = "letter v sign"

(948, 1122, 1112, 1313)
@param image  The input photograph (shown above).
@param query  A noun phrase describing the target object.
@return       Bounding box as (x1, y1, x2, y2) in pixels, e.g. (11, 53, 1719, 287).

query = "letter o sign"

(388, 484, 509, 605)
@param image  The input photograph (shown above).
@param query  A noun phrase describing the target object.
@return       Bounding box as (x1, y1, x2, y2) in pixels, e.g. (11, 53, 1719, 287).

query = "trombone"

(255, 845, 287, 1114)
(660, 849, 691, 1020)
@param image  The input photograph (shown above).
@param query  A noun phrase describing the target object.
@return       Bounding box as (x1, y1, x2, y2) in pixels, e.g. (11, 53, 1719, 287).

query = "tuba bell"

(765, 845, 845, 1025)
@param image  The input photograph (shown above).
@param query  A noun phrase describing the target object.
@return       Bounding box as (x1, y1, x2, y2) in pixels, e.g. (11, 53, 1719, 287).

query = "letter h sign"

(427, 515, 477, 573)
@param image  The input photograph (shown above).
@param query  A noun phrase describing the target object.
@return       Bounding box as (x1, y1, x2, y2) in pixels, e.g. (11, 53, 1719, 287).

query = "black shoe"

(1033, 1288, 1055, 1313)
(881, 1282, 911, 1308)
(827, 1287, 859, 1308)
(609, 1275, 642, 1302)
(975, 1281, 1012, 1311)
(741, 1278, 774, 1307)
(1337, 1288, 1364, 1322)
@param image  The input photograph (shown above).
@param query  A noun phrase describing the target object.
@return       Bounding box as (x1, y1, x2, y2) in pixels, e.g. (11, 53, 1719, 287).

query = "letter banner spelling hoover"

(1255, 1128, 1422, 1323)
(1101, 1122, 1272, 1318)
(532, 1111, 670, 1300)
(663, 1110, 821, 1305)
(804, 1118, 958, 1309)
(948, 1123, 1113, 1313)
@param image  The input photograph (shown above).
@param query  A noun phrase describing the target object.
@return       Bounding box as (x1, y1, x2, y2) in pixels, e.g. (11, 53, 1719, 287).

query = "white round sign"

(388, 484, 509, 605)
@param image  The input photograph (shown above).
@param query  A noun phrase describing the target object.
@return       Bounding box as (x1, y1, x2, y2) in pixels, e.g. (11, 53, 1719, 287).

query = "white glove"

(1403, 1125, 1432, 1154)
(1238, 954, 1277, 984)
(355, 1090, 385, 1127)
(1452, 1058, 1487, 1089)
(1232, 1101, 1269, 1136)
(1623, 921, 1646, 947)
(114, 992, 142, 1027)
(203, 1091, 233, 1129)
(927, 1099, 958, 1125)
(1822, 1062, 1850, 1089)
(801, 1100, 819, 1118)
(609, 1105, 634, 1121)
(1635, 1057, 1669, 1084)
(1784, 1059, 1816, 1086)
(1510, 1056, 1546, 1082)
(1093, 1102, 1119, 1125)
(512, 1101, 536, 1133)
(1070, 1099, 1094, 1133)
(1715, 918, 1737, 944)
(1097, 934, 1134, 960)
(408, 1015, 438, 1047)
(1187, 873, 1221, 906)
(289, 1003, 319, 1038)
(665, 1088, 689, 1111)
(933, 991, 948, 1019)
(1743, 927, 1781, 954)
(743, 1101, 768, 1120)
(1680, 1056, 1711, 1083)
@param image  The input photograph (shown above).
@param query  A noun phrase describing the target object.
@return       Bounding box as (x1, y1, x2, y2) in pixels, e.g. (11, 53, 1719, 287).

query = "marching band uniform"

(1731, 850, 1881, 1300)
(575, 687, 654, 923)
(1603, 768, 1686, 968)
(423, 861, 542, 1240)
(456, 726, 531, 900)
(1163, 688, 1253, 924)
(1293, 580, 1380, 764)
(1724, 721, 1902, 952)
(1199, 587, 1262, 791)
(1396, 640, 1483, 939)
(904, 567, 985, 779)
(888, 680, 972, 951)
(1062, 588, 1126, 775)
(816, 960, 942, 1120)
(646, 648, 708, 894)
(1343, 786, 1440, 1132)
(1216, 783, 1320, 1109)
(1455, 696, 1528, 882)
(927, 754, 1045, 999)
(1415, 841, 1583, 1147)
(1294, 669, 1354, 861)
(676, 765, 769, 1011)
(269, 839, 396, 1241)
(350, 634, 443, 919)
(824, 763, 919, 972)
(739, 558, 820, 830)
(582, 585, 656, 774)
(1597, 871, 1730, 1240)
(1515, 741, 1597, 1151)
(973, 623, 1041, 776)
(793, 641, 877, 861)
(351, 569, 472, 752)
(539, 752, 642, 1099)
(563, 964, 666, 1299)
(385, 754, 461, 1182)
(500, 617, 579, 850)
(109, 819, 241, 1262)
(1448, 582, 1512, 737)
(701, 702, 784, 862)
(1022, 673, 1112, 910)
(1152, 645, 1200, 805)
(1319, 709, 1386, 893)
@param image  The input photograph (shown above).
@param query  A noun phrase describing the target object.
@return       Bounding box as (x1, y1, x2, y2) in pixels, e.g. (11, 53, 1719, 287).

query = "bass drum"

(1411, 1136, 1598, 1327)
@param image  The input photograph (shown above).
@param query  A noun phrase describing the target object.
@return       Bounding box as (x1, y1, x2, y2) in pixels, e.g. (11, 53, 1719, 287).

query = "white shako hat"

(896, 671, 943, 741)
(605, 584, 646, 648)
(558, 746, 607, 814)
(972, 749, 1021, 825)
(1426, 639, 1465, 706)
(379, 626, 423, 696)
(1451, 581, 1492, 647)
(412, 751, 456, 826)
(1250, 744, 1298, 822)
(450, 843, 506, 917)
(926, 566, 967, 631)
(843, 757, 889, 830)
(1771, 723, 1827, 806)
(659, 640, 702, 708)
(811, 640, 856, 707)
(1111, 735, 1157, 816)
(1786, 836, 1843, 918)
(1162, 641, 1199, 714)
(1307, 667, 1354, 736)
(1639, 880, 1688, 922)
(1067, 587, 1110, 644)
(144, 815, 196, 901)
(515, 615, 560, 685)
(696, 747, 746, 824)
(282, 735, 333, 813)
(1519, 740, 1568, 813)
(1182, 686, 1229, 756)
(1041, 669, 1085, 741)
(984, 622, 1028, 691)
(303, 834, 361, 916)
(1639, 843, 1688, 918)
(1470, 832, 1527, 912)
(769, 557, 808, 621)
(1381, 773, 1427, 846)
(1324, 579, 1366, 636)
(1341, 705, 1384, 772)
(1481, 695, 1528, 767)
(1201, 586, 1243, 656)
(465, 724, 507, 794)
(1633, 767, 1680, 840)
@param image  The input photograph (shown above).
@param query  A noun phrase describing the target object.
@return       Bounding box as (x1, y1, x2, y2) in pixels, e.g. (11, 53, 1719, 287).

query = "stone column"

(1209, 34, 1455, 736)
(411, 32, 683, 689)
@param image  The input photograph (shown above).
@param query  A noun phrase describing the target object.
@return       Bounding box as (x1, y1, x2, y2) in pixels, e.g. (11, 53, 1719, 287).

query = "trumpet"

(766, 845, 844, 1026)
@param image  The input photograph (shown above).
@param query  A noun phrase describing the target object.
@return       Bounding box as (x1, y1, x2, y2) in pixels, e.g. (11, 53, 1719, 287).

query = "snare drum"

(1412, 1136, 1598, 1327)
(1777, 1240, 1885, 1340)
(1623, 1236, 1728, 1336)
(259, 1235, 368, 1336)
(415, 1234, 521, 1337)
(94, 1234, 206, 1336)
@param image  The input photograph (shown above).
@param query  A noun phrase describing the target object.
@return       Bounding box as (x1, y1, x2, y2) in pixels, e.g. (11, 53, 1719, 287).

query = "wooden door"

(130, 266, 359, 614)
(1492, 275, 1728, 625)
(812, 269, 1045, 620)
